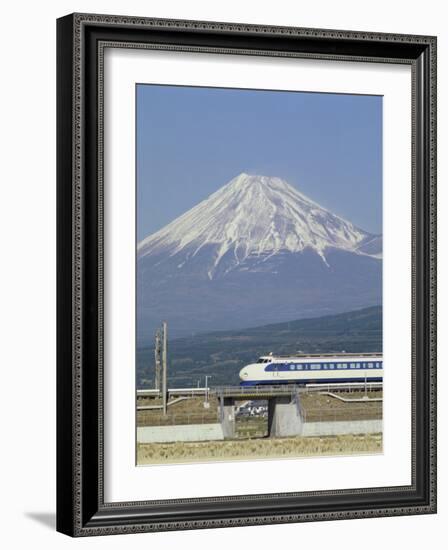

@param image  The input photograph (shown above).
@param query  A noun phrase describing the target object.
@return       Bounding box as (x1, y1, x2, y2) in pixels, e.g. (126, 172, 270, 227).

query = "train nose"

(239, 368, 249, 380)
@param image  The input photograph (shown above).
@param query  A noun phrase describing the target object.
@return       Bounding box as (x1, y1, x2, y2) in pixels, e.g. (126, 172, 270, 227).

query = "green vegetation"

(137, 306, 382, 388)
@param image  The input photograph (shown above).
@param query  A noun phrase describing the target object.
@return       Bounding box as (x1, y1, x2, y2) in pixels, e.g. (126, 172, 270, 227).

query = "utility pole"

(154, 329, 161, 392)
(162, 321, 168, 415)
(204, 375, 212, 409)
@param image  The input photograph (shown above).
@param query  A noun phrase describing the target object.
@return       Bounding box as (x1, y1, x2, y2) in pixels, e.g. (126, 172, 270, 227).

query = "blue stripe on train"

(240, 377, 383, 386)
(264, 361, 382, 372)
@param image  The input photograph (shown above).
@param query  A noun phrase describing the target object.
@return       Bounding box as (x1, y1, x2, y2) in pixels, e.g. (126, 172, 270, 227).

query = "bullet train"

(239, 353, 383, 386)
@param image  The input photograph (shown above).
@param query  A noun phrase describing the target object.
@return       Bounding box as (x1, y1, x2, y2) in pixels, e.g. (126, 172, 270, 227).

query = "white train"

(239, 353, 383, 386)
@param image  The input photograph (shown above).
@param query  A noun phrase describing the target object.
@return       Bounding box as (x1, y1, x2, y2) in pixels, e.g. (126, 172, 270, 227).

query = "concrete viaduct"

(137, 382, 382, 440)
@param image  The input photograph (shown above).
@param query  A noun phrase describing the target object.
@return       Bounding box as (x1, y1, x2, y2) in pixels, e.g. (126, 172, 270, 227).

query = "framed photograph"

(57, 13, 437, 536)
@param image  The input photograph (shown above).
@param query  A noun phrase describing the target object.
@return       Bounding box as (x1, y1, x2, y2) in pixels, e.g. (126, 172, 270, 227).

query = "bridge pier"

(218, 396, 236, 439)
(268, 394, 303, 437)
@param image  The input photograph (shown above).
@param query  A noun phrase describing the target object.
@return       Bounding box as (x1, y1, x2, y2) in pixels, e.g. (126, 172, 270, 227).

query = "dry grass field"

(137, 396, 219, 427)
(300, 391, 382, 422)
(137, 433, 382, 464)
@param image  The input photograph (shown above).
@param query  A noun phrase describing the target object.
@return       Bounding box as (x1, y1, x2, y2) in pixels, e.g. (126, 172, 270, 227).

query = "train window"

(310, 364, 321, 370)
(368, 362, 373, 368)
(290, 365, 294, 370)
(337, 364, 344, 369)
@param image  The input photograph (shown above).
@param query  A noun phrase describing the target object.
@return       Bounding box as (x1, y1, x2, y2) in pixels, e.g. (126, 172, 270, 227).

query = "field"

(300, 391, 382, 421)
(137, 433, 383, 464)
(137, 396, 219, 427)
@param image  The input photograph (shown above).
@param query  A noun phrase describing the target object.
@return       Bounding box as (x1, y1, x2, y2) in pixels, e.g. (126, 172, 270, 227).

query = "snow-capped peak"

(138, 173, 380, 276)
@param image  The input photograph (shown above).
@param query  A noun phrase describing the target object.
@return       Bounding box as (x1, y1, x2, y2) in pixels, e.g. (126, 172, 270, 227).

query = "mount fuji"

(137, 173, 382, 342)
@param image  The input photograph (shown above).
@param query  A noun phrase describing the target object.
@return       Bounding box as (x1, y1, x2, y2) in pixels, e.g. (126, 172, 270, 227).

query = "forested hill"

(137, 305, 382, 388)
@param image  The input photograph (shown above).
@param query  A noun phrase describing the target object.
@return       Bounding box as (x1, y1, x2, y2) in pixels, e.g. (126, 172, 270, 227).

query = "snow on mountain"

(138, 173, 380, 279)
(354, 234, 382, 258)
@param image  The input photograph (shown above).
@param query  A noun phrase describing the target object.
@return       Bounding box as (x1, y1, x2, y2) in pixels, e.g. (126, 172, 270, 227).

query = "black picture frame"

(57, 13, 437, 537)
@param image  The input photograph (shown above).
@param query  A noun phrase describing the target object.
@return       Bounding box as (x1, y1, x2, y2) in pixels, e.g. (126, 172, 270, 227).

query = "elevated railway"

(137, 382, 383, 439)
(137, 381, 382, 399)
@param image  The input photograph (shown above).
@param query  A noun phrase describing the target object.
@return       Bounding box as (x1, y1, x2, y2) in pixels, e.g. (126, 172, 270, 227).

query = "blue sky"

(137, 84, 382, 241)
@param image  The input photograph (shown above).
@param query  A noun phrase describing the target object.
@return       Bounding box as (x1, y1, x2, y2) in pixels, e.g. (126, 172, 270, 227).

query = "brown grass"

(137, 433, 382, 465)
(300, 391, 382, 422)
(137, 396, 219, 427)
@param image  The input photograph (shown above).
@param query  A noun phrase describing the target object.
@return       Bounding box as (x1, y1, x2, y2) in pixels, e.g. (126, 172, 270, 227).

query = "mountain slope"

(137, 173, 382, 341)
(138, 173, 379, 277)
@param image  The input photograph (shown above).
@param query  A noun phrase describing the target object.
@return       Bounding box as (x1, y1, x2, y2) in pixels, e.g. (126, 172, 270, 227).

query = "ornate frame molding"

(57, 13, 437, 537)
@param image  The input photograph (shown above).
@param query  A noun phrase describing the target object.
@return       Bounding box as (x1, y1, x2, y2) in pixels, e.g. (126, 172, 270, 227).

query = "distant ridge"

(137, 306, 382, 387)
